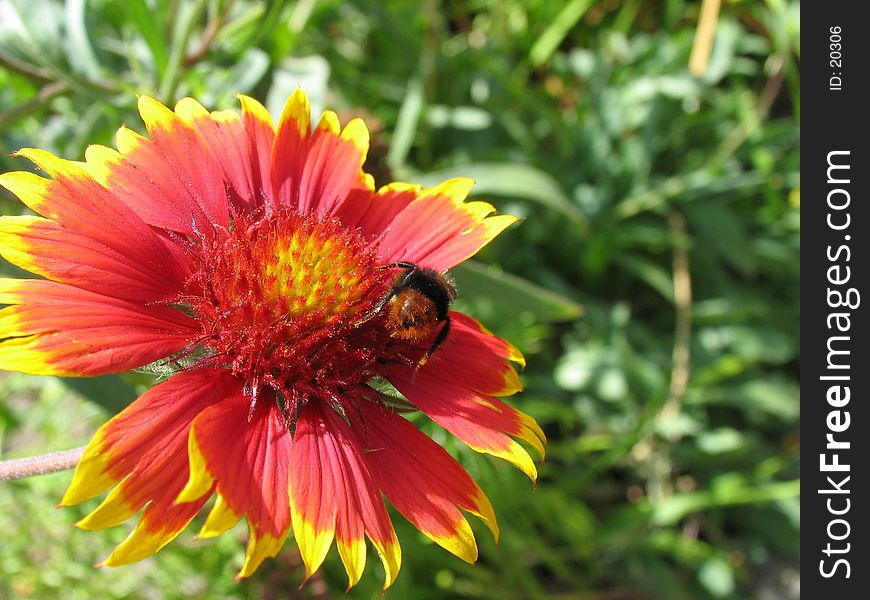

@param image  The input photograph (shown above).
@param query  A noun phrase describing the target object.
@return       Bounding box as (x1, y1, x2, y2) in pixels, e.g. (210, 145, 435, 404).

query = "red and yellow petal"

(385, 366, 546, 482)
(353, 402, 498, 563)
(174, 97, 270, 215)
(196, 492, 242, 539)
(94, 475, 215, 567)
(0, 155, 191, 299)
(450, 311, 526, 368)
(0, 214, 187, 303)
(291, 403, 401, 590)
(177, 391, 293, 578)
(322, 406, 400, 590)
(357, 178, 518, 272)
(423, 311, 524, 397)
(334, 182, 420, 239)
(238, 525, 291, 579)
(136, 96, 230, 226)
(61, 370, 235, 563)
(270, 89, 373, 217)
(237, 94, 276, 205)
(82, 97, 229, 234)
(62, 369, 233, 505)
(0, 279, 196, 376)
(270, 89, 310, 210)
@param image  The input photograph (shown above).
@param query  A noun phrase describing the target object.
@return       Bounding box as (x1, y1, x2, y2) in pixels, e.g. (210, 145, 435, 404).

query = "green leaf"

(65, 0, 103, 80)
(698, 558, 736, 598)
(451, 260, 583, 323)
(614, 253, 675, 302)
(695, 427, 745, 454)
(650, 478, 800, 526)
(122, 0, 170, 73)
(529, 0, 595, 66)
(686, 201, 756, 276)
(158, 0, 207, 103)
(387, 70, 424, 170)
(426, 105, 493, 130)
(59, 374, 138, 415)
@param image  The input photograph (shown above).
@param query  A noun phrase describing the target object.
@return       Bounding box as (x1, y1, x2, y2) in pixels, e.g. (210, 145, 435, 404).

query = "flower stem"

(0, 447, 84, 482)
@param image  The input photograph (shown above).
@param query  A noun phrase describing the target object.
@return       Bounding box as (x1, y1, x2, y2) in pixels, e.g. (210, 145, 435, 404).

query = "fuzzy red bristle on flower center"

(181, 209, 394, 418)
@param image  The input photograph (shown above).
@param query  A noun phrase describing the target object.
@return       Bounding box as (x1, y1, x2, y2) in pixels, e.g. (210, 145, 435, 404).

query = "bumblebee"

(361, 262, 457, 367)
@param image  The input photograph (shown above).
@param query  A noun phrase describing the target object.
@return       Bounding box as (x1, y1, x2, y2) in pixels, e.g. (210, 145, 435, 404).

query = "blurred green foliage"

(0, 1, 799, 599)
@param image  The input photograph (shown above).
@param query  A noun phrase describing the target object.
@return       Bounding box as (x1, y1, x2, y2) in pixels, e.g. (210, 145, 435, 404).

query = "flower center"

(182, 209, 395, 417)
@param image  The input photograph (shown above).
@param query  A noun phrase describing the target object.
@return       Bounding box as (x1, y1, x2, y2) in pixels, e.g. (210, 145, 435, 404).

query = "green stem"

(158, 0, 209, 103)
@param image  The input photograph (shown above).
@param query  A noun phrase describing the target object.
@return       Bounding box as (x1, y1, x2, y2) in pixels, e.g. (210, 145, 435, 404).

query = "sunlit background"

(1, 1, 800, 598)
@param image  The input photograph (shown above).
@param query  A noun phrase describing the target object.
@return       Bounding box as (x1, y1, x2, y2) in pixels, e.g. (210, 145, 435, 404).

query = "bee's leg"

(416, 316, 451, 370)
(354, 295, 390, 326)
(354, 263, 417, 326)
(379, 261, 417, 271)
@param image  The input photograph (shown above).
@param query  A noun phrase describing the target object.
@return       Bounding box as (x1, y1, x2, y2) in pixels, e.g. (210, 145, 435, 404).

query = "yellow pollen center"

(190, 210, 387, 335)
(180, 209, 403, 416)
(262, 228, 368, 324)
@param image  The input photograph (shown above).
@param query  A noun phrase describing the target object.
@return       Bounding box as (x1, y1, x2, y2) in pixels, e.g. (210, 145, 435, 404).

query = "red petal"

(186, 390, 292, 541)
(0, 156, 191, 299)
(0, 215, 188, 303)
(0, 279, 196, 376)
(339, 179, 518, 272)
(353, 402, 498, 562)
(334, 183, 415, 238)
(62, 370, 234, 564)
(137, 96, 230, 227)
(270, 90, 372, 216)
(422, 312, 524, 397)
(174, 98, 263, 215)
(82, 97, 229, 234)
(239, 95, 276, 205)
(384, 366, 545, 482)
(291, 403, 400, 589)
